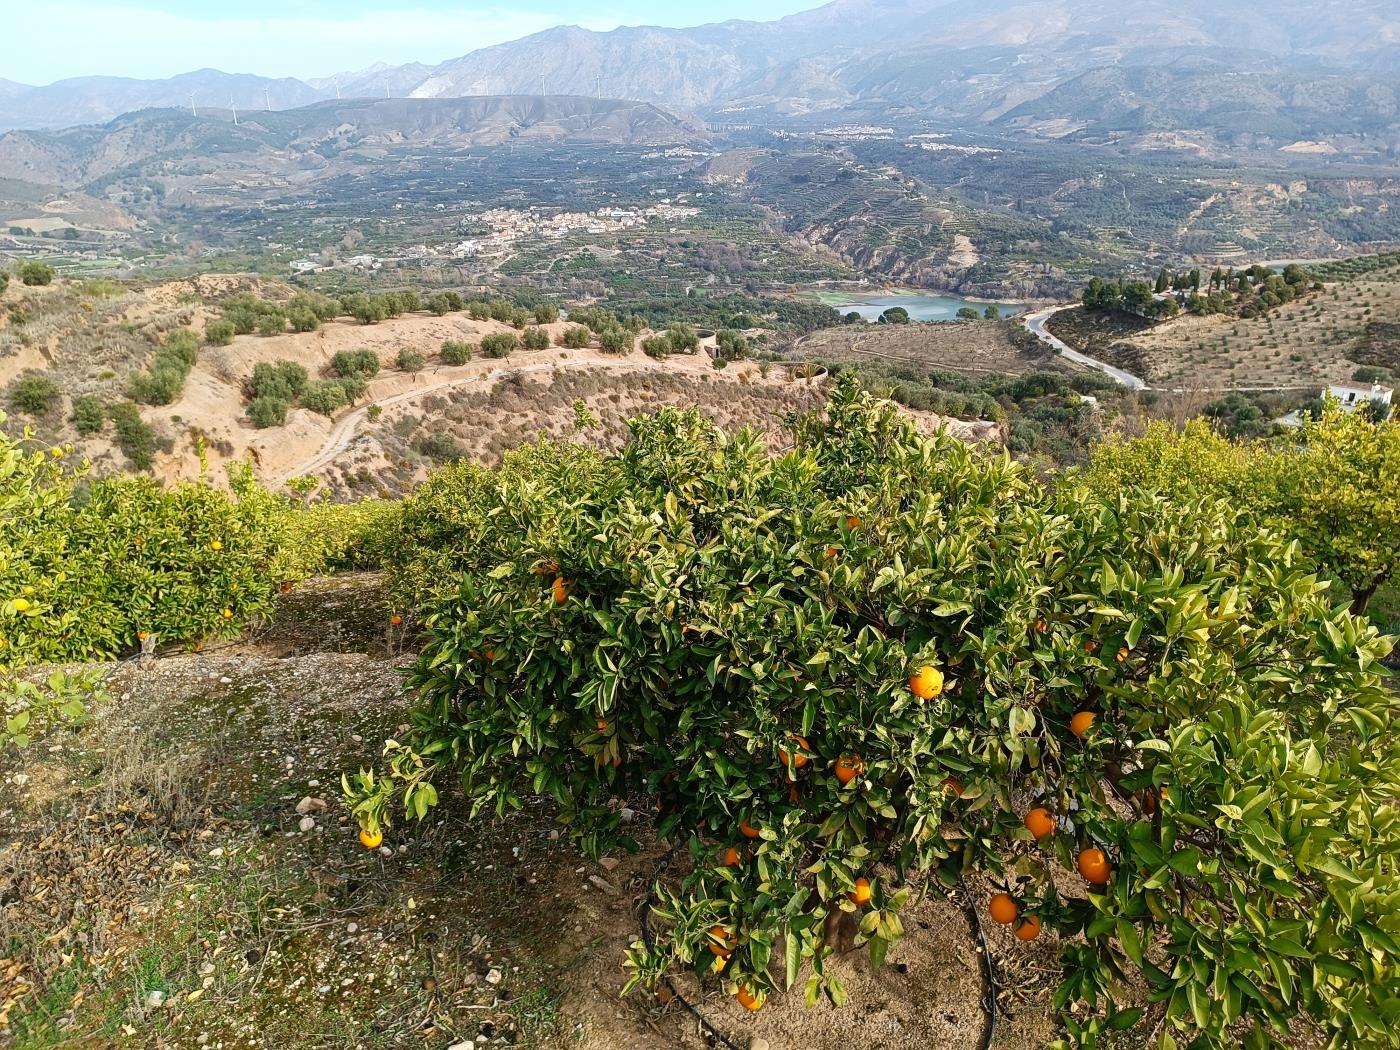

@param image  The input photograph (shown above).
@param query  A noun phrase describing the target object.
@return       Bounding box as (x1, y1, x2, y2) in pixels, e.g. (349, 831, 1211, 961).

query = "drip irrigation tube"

(638, 849, 999, 1050)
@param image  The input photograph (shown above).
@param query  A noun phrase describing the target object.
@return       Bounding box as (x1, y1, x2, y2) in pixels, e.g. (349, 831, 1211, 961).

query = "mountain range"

(1, 0, 1397, 139)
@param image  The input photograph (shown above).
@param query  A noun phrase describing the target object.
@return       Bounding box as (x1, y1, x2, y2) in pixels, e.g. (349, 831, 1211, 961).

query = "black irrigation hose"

(638, 848, 1000, 1050)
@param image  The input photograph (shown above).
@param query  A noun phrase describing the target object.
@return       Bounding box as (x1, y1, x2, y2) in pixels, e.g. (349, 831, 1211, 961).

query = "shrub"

(255, 307, 288, 336)
(414, 432, 465, 464)
(248, 396, 289, 428)
(71, 395, 106, 435)
(440, 339, 474, 365)
(0, 432, 288, 670)
(108, 401, 156, 470)
(19, 262, 54, 286)
(426, 293, 457, 316)
(665, 324, 699, 353)
(337, 373, 369, 403)
(220, 293, 285, 335)
(204, 318, 237, 346)
(397, 349, 426, 373)
(330, 349, 381, 379)
(130, 330, 200, 406)
(598, 327, 631, 353)
(347, 376, 1400, 1049)
(534, 303, 560, 325)
(7, 372, 60, 414)
(520, 327, 551, 351)
(270, 499, 398, 581)
(0, 272, 9, 294)
(480, 332, 518, 358)
(300, 380, 349, 416)
(249, 360, 308, 402)
(557, 325, 591, 349)
(642, 335, 671, 359)
(711, 356, 729, 369)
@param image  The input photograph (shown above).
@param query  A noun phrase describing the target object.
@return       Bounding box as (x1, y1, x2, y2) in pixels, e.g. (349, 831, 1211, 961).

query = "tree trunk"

(1350, 578, 1384, 616)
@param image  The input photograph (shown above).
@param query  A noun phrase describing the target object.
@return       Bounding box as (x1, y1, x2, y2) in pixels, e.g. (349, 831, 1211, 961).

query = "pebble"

(295, 796, 327, 815)
(298, 816, 316, 832)
(598, 857, 620, 872)
(619, 808, 636, 823)
(347, 923, 359, 933)
(146, 990, 166, 1009)
(219, 676, 232, 684)
(447, 1043, 473, 1050)
(485, 968, 503, 985)
(588, 875, 619, 895)
(751, 1040, 771, 1050)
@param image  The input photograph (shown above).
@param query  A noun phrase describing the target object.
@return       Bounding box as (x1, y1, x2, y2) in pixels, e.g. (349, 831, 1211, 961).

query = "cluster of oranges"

(984, 700, 1151, 943)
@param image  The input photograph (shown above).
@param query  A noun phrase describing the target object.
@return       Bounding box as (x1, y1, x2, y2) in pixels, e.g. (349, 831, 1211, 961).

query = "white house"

(1328, 381, 1393, 414)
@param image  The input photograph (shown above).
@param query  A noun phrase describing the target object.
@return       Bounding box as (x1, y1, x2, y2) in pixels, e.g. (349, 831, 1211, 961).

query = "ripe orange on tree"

(1077, 847, 1112, 885)
(988, 893, 1019, 925)
(1070, 711, 1096, 738)
(1115, 646, 1130, 663)
(707, 925, 736, 958)
(739, 819, 760, 839)
(940, 775, 964, 798)
(721, 847, 743, 867)
(735, 985, 764, 1011)
(1014, 916, 1042, 941)
(848, 877, 873, 906)
(390, 613, 403, 626)
(779, 733, 810, 769)
(834, 754, 863, 785)
(1024, 807, 1056, 839)
(845, 514, 862, 530)
(909, 664, 944, 700)
(552, 576, 572, 604)
(359, 827, 382, 850)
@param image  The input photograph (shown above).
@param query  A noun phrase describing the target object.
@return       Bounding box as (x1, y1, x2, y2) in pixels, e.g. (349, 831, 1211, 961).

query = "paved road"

(1021, 305, 1148, 391)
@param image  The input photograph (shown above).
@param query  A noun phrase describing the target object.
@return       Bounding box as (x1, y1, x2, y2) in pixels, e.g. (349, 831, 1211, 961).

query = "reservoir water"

(815, 289, 1026, 323)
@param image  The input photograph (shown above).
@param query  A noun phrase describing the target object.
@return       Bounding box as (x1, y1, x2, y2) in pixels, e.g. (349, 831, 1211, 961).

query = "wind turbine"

(595, 74, 602, 100)
(384, 80, 390, 100)
(264, 86, 272, 112)
(335, 77, 342, 100)
(188, 92, 197, 117)
(539, 73, 546, 96)
(230, 97, 238, 126)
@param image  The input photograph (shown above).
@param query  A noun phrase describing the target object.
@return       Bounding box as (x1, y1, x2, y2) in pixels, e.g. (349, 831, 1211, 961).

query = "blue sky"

(4, 1, 822, 85)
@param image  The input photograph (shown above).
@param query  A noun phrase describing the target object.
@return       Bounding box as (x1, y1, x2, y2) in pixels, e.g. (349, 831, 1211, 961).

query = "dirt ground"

(786, 320, 1069, 380)
(1, 576, 1062, 1050)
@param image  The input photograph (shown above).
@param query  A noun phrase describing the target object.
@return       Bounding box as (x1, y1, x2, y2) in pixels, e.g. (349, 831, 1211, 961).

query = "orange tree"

(346, 375, 1400, 1049)
(2, 413, 291, 670)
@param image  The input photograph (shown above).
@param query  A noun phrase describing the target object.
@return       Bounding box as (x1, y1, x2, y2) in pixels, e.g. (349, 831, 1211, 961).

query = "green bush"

(397, 349, 426, 373)
(131, 330, 200, 406)
(598, 327, 631, 353)
(440, 339, 474, 365)
(7, 373, 60, 414)
(248, 396, 289, 429)
(0, 272, 9, 294)
(249, 360, 309, 402)
(270, 499, 398, 582)
(480, 333, 518, 358)
(330, 349, 381, 379)
(520, 327, 551, 351)
(255, 308, 288, 336)
(301, 380, 349, 416)
(558, 325, 591, 350)
(71, 395, 106, 435)
(19, 262, 54, 286)
(108, 401, 156, 469)
(642, 335, 671, 359)
(534, 303, 560, 324)
(204, 318, 236, 346)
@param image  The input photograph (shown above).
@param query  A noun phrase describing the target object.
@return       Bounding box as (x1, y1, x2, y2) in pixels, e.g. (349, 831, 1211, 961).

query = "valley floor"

(1, 576, 1062, 1050)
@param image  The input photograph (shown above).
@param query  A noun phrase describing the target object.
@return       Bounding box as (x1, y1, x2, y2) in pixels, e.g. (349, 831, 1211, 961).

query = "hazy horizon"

(1, 0, 820, 86)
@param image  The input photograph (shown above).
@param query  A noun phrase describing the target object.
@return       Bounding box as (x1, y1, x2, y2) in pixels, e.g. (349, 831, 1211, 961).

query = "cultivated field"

(787, 319, 1076, 378)
(1051, 263, 1400, 389)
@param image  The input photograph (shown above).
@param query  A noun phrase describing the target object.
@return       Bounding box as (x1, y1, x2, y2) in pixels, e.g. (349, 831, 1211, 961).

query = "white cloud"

(4, 4, 628, 85)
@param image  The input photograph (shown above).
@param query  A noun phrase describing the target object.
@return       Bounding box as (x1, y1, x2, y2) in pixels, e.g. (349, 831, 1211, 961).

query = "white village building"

(1327, 381, 1393, 413)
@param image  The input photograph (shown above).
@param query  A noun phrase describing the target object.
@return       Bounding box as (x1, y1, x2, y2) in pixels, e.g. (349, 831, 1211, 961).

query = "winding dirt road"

(1021, 304, 1148, 390)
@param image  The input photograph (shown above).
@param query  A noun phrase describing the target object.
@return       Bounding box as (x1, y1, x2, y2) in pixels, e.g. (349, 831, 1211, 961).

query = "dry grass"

(786, 320, 1070, 379)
